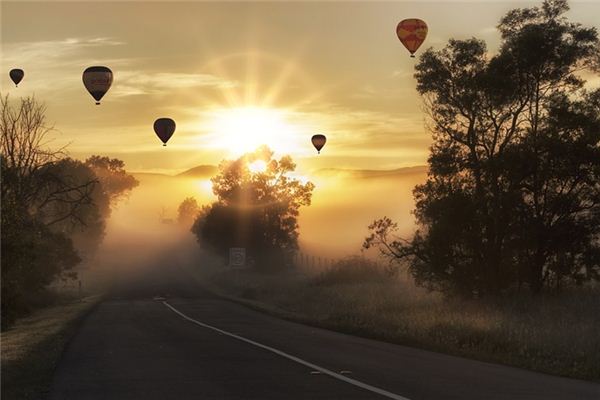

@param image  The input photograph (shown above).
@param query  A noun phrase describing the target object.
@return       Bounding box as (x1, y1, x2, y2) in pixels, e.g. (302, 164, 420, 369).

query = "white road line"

(163, 301, 411, 400)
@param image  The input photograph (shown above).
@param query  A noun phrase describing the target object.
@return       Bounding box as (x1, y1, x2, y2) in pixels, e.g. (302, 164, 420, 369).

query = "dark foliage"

(1, 95, 137, 326)
(312, 256, 388, 286)
(365, 0, 600, 296)
(192, 146, 314, 271)
(177, 197, 200, 227)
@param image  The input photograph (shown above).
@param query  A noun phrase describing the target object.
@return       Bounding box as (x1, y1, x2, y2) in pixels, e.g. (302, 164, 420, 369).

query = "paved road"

(49, 262, 600, 400)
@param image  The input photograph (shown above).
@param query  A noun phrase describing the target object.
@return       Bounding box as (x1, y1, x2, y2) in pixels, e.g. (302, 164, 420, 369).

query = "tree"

(192, 146, 314, 270)
(1, 95, 91, 325)
(365, 0, 600, 296)
(1, 95, 139, 326)
(85, 155, 139, 203)
(37, 159, 109, 256)
(178, 197, 200, 226)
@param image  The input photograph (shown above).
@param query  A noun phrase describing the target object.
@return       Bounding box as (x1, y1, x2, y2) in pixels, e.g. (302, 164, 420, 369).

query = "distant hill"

(315, 165, 427, 179)
(130, 171, 170, 178)
(176, 165, 218, 178)
(133, 165, 427, 180)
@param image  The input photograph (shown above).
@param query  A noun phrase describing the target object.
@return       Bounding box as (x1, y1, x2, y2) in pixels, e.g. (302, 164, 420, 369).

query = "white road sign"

(229, 248, 246, 268)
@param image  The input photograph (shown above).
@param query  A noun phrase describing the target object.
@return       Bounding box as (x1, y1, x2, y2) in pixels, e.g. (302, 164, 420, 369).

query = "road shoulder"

(1, 295, 102, 400)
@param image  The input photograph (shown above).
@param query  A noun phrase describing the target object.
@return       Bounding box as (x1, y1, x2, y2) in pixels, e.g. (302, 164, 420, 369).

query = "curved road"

(49, 262, 600, 400)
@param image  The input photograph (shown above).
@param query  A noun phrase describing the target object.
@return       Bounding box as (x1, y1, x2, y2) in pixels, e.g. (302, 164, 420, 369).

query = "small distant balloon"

(82, 66, 113, 105)
(9, 69, 24, 87)
(396, 19, 428, 58)
(154, 118, 176, 146)
(311, 134, 327, 154)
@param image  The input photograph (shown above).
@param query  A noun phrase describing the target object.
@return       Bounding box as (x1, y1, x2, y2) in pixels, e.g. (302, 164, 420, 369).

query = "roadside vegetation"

(197, 257, 600, 381)
(365, 0, 600, 296)
(1, 295, 101, 400)
(1, 95, 138, 327)
(185, 0, 600, 382)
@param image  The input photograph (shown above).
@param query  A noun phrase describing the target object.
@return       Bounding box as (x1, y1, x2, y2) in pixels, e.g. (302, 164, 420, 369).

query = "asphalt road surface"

(49, 262, 600, 400)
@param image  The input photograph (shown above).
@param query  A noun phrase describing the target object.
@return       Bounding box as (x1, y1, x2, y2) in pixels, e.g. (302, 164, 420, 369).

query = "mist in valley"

(88, 165, 427, 279)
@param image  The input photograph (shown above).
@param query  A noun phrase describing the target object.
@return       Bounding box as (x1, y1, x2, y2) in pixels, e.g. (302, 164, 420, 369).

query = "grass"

(1, 294, 101, 400)
(191, 257, 600, 382)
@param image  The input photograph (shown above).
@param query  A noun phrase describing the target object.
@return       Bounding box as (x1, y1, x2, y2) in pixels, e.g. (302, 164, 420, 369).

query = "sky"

(1, 1, 599, 175)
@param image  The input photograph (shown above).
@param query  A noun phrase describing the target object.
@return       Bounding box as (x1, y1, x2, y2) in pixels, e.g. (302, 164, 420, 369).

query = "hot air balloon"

(9, 69, 24, 87)
(311, 134, 326, 154)
(154, 118, 176, 146)
(396, 19, 428, 58)
(82, 66, 113, 105)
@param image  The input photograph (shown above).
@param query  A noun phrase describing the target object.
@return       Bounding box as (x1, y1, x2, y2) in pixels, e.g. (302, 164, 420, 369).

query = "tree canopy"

(365, 0, 600, 296)
(1, 95, 138, 325)
(178, 197, 200, 226)
(192, 146, 314, 270)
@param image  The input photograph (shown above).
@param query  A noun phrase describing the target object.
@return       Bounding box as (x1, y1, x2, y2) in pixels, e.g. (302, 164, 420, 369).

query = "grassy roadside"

(1, 295, 102, 400)
(186, 261, 600, 382)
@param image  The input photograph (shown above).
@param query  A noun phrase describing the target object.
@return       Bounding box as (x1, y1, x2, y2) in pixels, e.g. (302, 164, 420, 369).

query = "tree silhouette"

(1, 95, 138, 325)
(178, 197, 200, 226)
(365, 0, 600, 295)
(192, 146, 314, 270)
(85, 155, 139, 204)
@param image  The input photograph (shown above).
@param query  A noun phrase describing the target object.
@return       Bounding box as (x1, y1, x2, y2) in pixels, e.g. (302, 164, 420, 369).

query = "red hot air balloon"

(311, 134, 326, 154)
(82, 66, 113, 105)
(154, 118, 176, 146)
(396, 19, 428, 58)
(9, 69, 24, 87)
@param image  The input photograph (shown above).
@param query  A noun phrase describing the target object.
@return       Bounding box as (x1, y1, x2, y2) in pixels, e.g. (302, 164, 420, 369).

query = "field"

(195, 258, 600, 382)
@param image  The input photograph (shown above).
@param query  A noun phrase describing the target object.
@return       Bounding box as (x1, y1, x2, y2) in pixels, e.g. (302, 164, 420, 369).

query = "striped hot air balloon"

(396, 19, 428, 58)
(82, 66, 113, 105)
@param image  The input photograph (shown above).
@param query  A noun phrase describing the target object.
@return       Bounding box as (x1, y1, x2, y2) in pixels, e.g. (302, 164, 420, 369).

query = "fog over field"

(92, 165, 427, 274)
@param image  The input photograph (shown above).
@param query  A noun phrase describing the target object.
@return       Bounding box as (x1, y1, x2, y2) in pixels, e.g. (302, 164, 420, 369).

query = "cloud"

(2, 36, 236, 98)
(2, 37, 126, 67)
(111, 72, 238, 98)
(392, 70, 413, 79)
(479, 26, 498, 36)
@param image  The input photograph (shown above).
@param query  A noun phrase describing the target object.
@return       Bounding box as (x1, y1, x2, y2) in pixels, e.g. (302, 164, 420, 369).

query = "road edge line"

(162, 301, 410, 400)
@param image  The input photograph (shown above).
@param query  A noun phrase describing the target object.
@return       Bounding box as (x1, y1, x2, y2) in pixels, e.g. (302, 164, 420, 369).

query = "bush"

(313, 256, 388, 286)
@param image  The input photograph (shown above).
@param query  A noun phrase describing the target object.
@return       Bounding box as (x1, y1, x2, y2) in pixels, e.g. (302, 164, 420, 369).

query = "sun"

(207, 106, 306, 156)
(248, 159, 267, 173)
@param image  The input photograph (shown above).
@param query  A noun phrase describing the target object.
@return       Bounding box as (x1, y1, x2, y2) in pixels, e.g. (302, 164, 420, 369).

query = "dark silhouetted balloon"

(311, 134, 327, 154)
(154, 118, 176, 146)
(82, 66, 113, 105)
(396, 19, 428, 58)
(9, 69, 24, 87)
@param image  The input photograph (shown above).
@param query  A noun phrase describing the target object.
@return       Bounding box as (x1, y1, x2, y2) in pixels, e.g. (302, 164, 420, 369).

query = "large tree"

(192, 146, 314, 270)
(365, 0, 600, 295)
(1, 95, 138, 325)
(1, 95, 88, 325)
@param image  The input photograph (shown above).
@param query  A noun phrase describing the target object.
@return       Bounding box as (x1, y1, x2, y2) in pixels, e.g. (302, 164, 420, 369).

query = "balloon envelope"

(82, 66, 113, 105)
(154, 118, 176, 146)
(9, 69, 24, 87)
(396, 19, 428, 57)
(311, 134, 327, 154)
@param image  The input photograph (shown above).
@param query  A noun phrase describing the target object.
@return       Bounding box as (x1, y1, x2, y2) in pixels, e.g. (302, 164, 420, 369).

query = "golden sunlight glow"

(248, 159, 267, 173)
(195, 179, 213, 193)
(207, 106, 307, 156)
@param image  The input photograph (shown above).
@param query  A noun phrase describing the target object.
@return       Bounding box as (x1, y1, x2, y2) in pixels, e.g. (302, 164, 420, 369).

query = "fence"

(292, 251, 336, 271)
